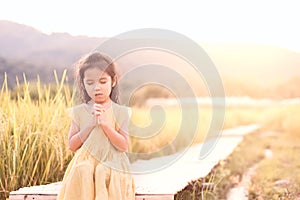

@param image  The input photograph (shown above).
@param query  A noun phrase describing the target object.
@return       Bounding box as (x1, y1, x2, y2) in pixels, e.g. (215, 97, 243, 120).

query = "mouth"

(95, 93, 103, 97)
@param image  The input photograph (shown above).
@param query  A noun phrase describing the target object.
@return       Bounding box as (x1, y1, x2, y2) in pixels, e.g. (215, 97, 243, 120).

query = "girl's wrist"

(78, 132, 84, 143)
(98, 120, 107, 127)
(98, 119, 110, 129)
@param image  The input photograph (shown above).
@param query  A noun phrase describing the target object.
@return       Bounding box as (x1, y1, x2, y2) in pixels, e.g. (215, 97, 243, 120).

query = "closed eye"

(99, 78, 108, 84)
(85, 80, 95, 85)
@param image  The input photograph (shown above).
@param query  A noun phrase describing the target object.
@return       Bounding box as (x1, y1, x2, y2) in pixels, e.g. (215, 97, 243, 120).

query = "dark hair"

(74, 51, 120, 103)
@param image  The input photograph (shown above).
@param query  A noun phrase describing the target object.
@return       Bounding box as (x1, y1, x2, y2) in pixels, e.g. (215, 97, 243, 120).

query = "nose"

(94, 82, 101, 90)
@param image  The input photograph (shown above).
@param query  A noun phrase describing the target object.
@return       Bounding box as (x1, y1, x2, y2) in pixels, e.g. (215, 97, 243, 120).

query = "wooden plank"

(132, 125, 260, 195)
(9, 182, 61, 195)
(135, 194, 173, 200)
(9, 194, 173, 200)
(9, 194, 57, 200)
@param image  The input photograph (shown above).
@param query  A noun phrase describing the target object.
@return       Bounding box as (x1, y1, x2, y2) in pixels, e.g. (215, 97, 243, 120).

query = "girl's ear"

(112, 76, 117, 87)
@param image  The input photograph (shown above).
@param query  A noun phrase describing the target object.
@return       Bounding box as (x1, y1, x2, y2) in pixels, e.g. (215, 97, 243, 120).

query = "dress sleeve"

(121, 107, 131, 132)
(115, 105, 131, 134)
(67, 106, 80, 126)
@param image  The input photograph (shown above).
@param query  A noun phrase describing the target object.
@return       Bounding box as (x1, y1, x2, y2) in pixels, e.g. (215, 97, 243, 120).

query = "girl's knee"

(74, 161, 94, 175)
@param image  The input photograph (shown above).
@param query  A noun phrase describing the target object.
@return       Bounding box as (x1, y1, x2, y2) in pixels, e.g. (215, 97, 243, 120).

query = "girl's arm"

(94, 104, 129, 152)
(68, 120, 96, 152)
(99, 121, 129, 152)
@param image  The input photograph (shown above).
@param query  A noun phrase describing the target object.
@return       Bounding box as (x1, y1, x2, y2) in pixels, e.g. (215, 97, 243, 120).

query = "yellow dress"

(57, 102, 135, 200)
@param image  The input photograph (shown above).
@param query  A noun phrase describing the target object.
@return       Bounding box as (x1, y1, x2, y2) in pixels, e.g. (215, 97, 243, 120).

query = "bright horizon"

(1, 0, 300, 53)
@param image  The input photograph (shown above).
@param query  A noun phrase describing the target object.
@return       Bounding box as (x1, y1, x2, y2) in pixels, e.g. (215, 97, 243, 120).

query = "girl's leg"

(63, 161, 95, 200)
(95, 163, 110, 200)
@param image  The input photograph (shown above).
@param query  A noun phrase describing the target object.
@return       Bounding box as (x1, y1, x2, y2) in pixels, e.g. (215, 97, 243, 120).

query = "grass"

(128, 104, 213, 161)
(0, 72, 74, 199)
(249, 133, 300, 199)
(175, 105, 300, 199)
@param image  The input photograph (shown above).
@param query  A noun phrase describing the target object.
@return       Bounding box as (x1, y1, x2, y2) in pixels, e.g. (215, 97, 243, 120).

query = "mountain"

(1, 20, 300, 99)
(0, 20, 106, 69)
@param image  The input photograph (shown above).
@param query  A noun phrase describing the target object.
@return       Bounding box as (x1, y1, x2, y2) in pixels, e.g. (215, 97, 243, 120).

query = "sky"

(1, 0, 300, 53)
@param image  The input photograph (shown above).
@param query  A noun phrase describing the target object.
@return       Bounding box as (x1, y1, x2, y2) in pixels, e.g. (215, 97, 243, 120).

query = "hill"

(1, 20, 300, 99)
(0, 20, 105, 69)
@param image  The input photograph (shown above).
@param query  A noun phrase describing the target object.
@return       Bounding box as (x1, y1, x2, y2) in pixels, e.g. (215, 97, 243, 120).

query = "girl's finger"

(94, 109, 105, 116)
(94, 103, 105, 110)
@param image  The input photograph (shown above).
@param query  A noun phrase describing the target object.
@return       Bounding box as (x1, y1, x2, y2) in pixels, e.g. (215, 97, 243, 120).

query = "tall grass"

(0, 71, 74, 199)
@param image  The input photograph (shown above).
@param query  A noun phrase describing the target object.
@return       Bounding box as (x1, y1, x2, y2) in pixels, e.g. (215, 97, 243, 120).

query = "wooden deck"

(9, 124, 259, 200)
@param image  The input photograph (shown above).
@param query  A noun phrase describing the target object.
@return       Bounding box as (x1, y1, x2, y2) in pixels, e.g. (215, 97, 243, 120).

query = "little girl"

(57, 51, 135, 200)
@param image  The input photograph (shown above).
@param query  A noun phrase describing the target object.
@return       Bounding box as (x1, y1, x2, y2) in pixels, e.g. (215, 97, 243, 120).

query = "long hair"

(74, 51, 120, 104)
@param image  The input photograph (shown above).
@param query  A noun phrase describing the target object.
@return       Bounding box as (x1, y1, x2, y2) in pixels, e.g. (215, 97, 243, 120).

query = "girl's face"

(83, 67, 115, 104)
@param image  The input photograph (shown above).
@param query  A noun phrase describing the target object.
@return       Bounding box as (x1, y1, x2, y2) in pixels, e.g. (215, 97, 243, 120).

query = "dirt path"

(226, 148, 273, 200)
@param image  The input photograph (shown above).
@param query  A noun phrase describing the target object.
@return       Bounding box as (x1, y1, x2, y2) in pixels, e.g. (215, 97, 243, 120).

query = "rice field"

(0, 72, 74, 199)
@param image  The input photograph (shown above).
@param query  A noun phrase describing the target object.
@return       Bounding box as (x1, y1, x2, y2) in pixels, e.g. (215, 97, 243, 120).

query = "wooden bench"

(9, 124, 259, 200)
